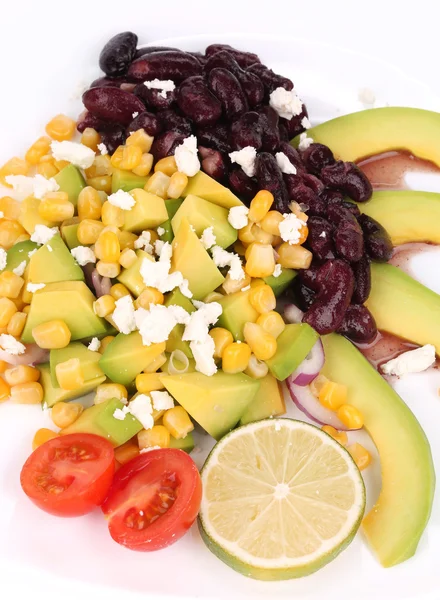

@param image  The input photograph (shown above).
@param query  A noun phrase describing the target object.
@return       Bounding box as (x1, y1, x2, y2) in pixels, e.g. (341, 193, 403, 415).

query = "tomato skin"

(20, 433, 115, 517)
(102, 448, 202, 551)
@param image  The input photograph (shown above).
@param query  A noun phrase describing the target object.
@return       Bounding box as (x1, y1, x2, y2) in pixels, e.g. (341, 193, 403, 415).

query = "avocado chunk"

(322, 333, 435, 567)
(99, 331, 166, 385)
(264, 268, 297, 297)
(27, 234, 84, 284)
(18, 197, 56, 234)
(266, 323, 319, 381)
(169, 432, 195, 453)
(239, 374, 286, 425)
(50, 342, 104, 387)
(292, 107, 440, 167)
(171, 218, 224, 301)
(160, 198, 184, 243)
(183, 171, 243, 208)
(22, 281, 113, 343)
(39, 363, 105, 408)
(117, 249, 153, 297)
(61, 218, 80, 249)
(61, 397, 143, 447)
(122, 189, 168, 233)
(2, 240, 39, 272)
(164, 289, 195, 358)
(172, 194, 237, 249)
(366, 263, 440, 354)
(54, 164, 86, 207)
(111, 169, 149, 193)
(160, 371, 260, 440)
(359, 190, 440, 245)
(217, 288, 259, 341)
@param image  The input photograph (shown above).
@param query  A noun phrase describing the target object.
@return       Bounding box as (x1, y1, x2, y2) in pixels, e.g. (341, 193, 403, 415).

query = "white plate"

(1, 27, 440, 600)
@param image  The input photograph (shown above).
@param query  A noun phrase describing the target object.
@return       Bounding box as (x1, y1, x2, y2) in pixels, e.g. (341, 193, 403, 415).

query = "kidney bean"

(280, 104, 309, 139)
(229, 112, 263, 150)
(205, 44, 261, 68)
(126, 111, 163, 137)
(334, 219, 364, 263)
(128, 51, 202, 82)
(197, 123, 231, 154)
(277, 142, 305, 173)
(352, 256, 371, 304)
(291, 278, 316, 311)
(303, 259, 354, 334)
(177, 77, 222, 126)
(315, 259, 334, 289)
(338, 304, 377, 343)
(151, 131, 186, 161)
(204, 50, 242, 75)
(302, 173, 325, 195)
(256, 153, 290, 213)
(320, 188, 343, 204)
(320, 161, 372, 202)
(357, 214, 393, 262)
(228, 169, 259, 203)
(134, 82, 176, 110)
(99, 124, 126, 154)
(189, 52, 207, 65)
(326, 195, 361, 217)
(158, 110, 193, 136)
(302, 143, 335, 174)
(257, 106, 280, 152)
(208, 68, 248, 120)
(199, 147, 228, 182)
(120, 83, 136, 93)
(82, 87, 145, 125)
(327, 203, 359, 225)
(279, 123, 289, 142)
(247, 63, 293, 95)
(76, 110, 107, 133)
(135, 46, 179, 59)
(99, 32, 138, 76)
(306, 216, 335, 260)
(284, 177, 322, 214)
(90, 76, 130, 89)
(298, 264, 322, 292)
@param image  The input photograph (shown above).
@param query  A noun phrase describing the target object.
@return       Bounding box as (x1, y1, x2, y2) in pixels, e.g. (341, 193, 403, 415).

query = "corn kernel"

(134, 287, 164, 310)
(222, 342, 251, 374)
(98, 335, 115, 354)
(81, 128, 101, 151)
(256, 311, 285, 339)
(233, 241, 247, 256)
(221, 271, 251, 295)
(94, 383, 128, 405)
(96, 260, 120, 278)
(154, 156, 177, 176)
(0, 378, 11, 402)
(126, 129, 154, 153)
(238, 222, 255, 245)
(167, 172, 188, 199)
(203, 291, 225, 303)
(318, 381, 348, 411)
(53, 159, 69, 171)
(138, 425, 170, 449)
(337, 404, 364, 430)
(0, 271, 24, 298)
(85, 155, 113, 178)
(77, 186, 102, 221)
(32, 428, 59, 450)
(309, 374, 329, 397)
(22, 305, 31, 315)
(132, 152, 154, 177)
(11, 381, 43, 404)
(45, 114, 76, 141)
(135, 372, 164, 394)
(244, 353, 269, 379)
(77, 219, 105, 245)
(260, 210, 284, 235)
(251, 224, 274, 245)
(143, 352, 167, 373)
(117, 229, 138, 250)
(55, 359, 84, 391)
(0, 157, 29, 186)
(37, 160, 59, 179)
(162, 406, 194, 439)
(243, 322, 277, 361)
(0, 196, 20, 220)
(209, 327, 234, 359)
(87, 176, 112, 193)
(248, 190, 274, 223)
(93, 294, 116, 318)
(0, 360, 8, 374)
(101, 201, 125, 228)
(15, 234, 31, 244)
(111, 144, 142, 170)
(347, 443, 372, 470)
(38, 192, 74, 222)
(244, 243, 275, 278)
(4, 365, 40, 386)
(249, 284, 276, 314)
(32, 320, 71, 349)
(11, 295, 26, 312)
(0, 220, 27, 249)
(25, 136, 52, 165)
(277, 243, 312, 269)
(114, 441, 139, 465)
(145, 171, 170, 199)
(110, 283, 130, 301)
(119, 248, 137, 268)
(321, 425, 348, 446)
(51, 401, 83, 428)
(95, 230, 121, 263)
(0, 297, 17, 327)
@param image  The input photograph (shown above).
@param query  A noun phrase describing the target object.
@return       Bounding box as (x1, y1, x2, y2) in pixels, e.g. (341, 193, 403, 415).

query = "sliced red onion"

(286, 379, 356, 430)
(291, 338, 325, 386)
(0, 344, 49, 367)
(100, 276, 112, 296)
(284, 303, 304, 324)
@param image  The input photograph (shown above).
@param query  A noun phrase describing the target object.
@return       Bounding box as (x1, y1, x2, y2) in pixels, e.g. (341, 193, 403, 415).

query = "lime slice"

(199, 419, 365, 580)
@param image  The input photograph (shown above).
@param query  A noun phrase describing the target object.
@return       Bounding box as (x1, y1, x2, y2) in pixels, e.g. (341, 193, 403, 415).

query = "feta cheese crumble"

(319, 231, 327, 238)
(5, 174, 60, 201)
(269, 87, 303, 120)
(229, 146, 257, 177)
(135, 304, 182, 346)
(140, 242, 192, 297)
(298, 132, 314, 151)
(182, 302, 222, 343)
(272, 264, 282, 278)
(144, 79, 176, 98)
(113, 406, 129, 421)
(128, 394, 154, 430)
(108, 189, 136, 210)
(279, 213, 307, 245)
(30, 225, 59, 245)
(200, 226, 216, 250)
(156, 226, 165, 237)
(97, 143, 108, 155)
(27, 283, 46, 293)
(190, 335, 217, 377)
(151, 390, 174, 411)
(51, 141, 95, 169)
(0, 249, 7, 271)
(71, 246, 96, 266)
(12, 261, 26, 277)
(174, 135, 200, 177)
(211, 245, 245, 281)
(301, 116, 312, 129)
(134, 230, 153, 254)
(275, 152, 297, 175)
(0, 334, 26, 355)
(228, 205, 249, 230)
(132, 111, 139, 118)
(112, 295, 137, 335)
(381, 345, 436, 377)
(88, 337, 101, 352)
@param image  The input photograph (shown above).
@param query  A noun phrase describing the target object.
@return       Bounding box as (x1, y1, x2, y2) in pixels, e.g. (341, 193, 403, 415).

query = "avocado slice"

(18, 196, 56, 234)
(39, 363, 105, 408)
(122, 189, 168, 233)
(160, 198, 184, 243)
(99, 331, 166, 385)
(159, 371, 260, 440)
(183, 171, 243, 208)
(164, 289, 195, 358)
(266, 323, 319, 381)
(322, 333, 435, 567)
(61, 218, 81, 250)
(2, 240, 39, 273)
(50, 342, 104, 387)
(54, 164, 86, 207)
(264, 268, 297, 297)
(61, 397, 143, 447)
(111, 169, 149, 193)
(27, 234, 84, 284)
(117, 249, 153, 297)
(169, 432, 195, 453)
(292, 107, 440, 166)
(239, 373, 286, 425)
(22, 281, 113, 343)
(217, 288, 259, 341)
(172, 194, 238, 249)
(171, 218, 224, 301)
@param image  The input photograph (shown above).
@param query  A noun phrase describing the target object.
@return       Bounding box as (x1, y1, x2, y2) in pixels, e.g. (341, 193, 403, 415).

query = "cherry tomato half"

(102, 448, 202, 551)
(20, 433, 115, 517)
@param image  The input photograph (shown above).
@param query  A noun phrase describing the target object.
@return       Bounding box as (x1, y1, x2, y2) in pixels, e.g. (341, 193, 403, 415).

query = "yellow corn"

(337, 404, 364, 430)
(85, 155, 113, 178)
(249, 284, 276, 314)
(347, 443, 372, 471)
(95, 230, 121, 263)
(318, 381, 348, 411)
(0, 378, 11, 402)
(55, 359, 84, 391)
(32, 428, 59, 450)
(251, 224, 274, 245)
(117, 229, 138, 250)
(132, 153, 154, 177)
(134, 287, 164, 310)
(222, 342, 251, 374)
(38, 192, 74, 222)
(256, 311, 285, 339)
(203, 291, 225, 304)
(244, 243, 275, 278)
(77, 186, 102, 221)
(290, 201, 309, 223)
(243, 322, 277, 361)
(162, 406, 194, 439)
(309, 373, 329, 397)
(86, 176, 112, 193)
(22, 305, 31, 315)
(209, 327, 234, 359)
(15, 234, 31, 244)
(114, 441, 139, 465)
(321, 425, 348, 446)
(4, 365, 40, 386)
(94, 383, 128, 405)
(244, 353, 269, 379)
(102, 201, 125, 228)
(154, 156, 177, 176)
(53, 159, 69, 171)
(11, 381, 44, 404)
(126, 129, 154, 153)
(260, 210, 284, 235)
(25, 136, 52, 165)
(111, 145, 143, 170)
(0, 196, 20, 220)
(0, 271, 24, 298)
(0, 360, 8, 374)
(93, 295, 116, 318)
(248, 190, 274, 223)
(138, 425, 170, 449)
(77, 219, 105, 245)
(96, 260, 120, 278)
(221, 272, 251, 295)
(37, 159, 59, 179)
(0, 220, 27, 250)
(81, 128, 101, 151)
(145, 171, 170, 199)
(238, 222, 255, 245)
(45, 114, 76, 141)
(143, 352, 167, 373)
(110, 283, 130, 300)
(11, 295, 26, 312)
(119, 248, 137, 268)
(277, 243, 312, 269)
(51, 401, 83, 428)
(167, 172, 188, 199)
(98, 335, 115, 354)
(135, 372, 165, 394)
(32, 320, 71, 349)
(0, 297, 17, 327)
(0, 157, 30, 186)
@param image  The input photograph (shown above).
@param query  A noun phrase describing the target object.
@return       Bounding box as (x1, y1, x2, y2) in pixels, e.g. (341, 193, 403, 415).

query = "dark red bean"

(99, 124, 126, 154)
(228, 169, 259, 203)
(298, 264, 322, 292)
(255, 153, 290, 213)
(134, 46, 179, 59)
(279, 123, 289, 142)
(197, 123, 231, 154)
(319, 188, 343, 204)
(199, 147, 228, 182)
(327, 203, 359, 225)
(247, 63, 293, 95)
(326, 195, 361, 217)
(90, 76, 130, 89)
(99, 32, 138, 77)
(82, 87, 145, 125)
(302, 143, 335, 174)
(128, 51, 202, 82)
(133, 82, 176, 110)
(302, 173, 325, 195)
(338, 304, 377, 343)
(151, 131, 186, 161)
(306, 216, 335, 260)
(357, 214, 393, 262)
(291, 278, 316, 311)
(126, 111, 163, 136)
(158, 110, 192, 136)
(320, 161, 373, 202)
(284, 177, 322, 213)
(177, 77, 222, 126)
(229, 112, 263, 150)
(280, 104, 309, 139)
(352, 256, 371, 304)
(205, 44, 261, 68)
(303, 259, 354, 334)
(277, 142, 305, 173)
(189, 51, 207, 65)
(204, 50, 242, 76)
(76, 110, 107, 133)
(257, 106, 280, 152)
(208, 68, 248, 120)
(334, 219, 364, 263)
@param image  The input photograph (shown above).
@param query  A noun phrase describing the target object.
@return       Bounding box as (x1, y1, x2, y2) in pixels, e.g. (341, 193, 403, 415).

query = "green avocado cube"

(264, 268, 297, 297)
(27, 234, 84, 284)
(111, 169, 149, 193)
(122, 189, 168, 233)
(61, 219, 81, 250)
(217, 288, 259, 341)
(50, 342, 104, 387)
(117, 250, 153, 297)
(2, 240, 39, 273)
(164, 289, 195, 358)
(160, 198, 184, 243)
(54, 164, 86, 207)
(266, 323, 319, 381)
(39, 363, 105, 408)
(169, 432, 195, 453)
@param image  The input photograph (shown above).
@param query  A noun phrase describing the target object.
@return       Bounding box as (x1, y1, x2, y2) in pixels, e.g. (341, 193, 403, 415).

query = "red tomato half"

(20, 433, 115, 517)
(102, 448, 202, 551)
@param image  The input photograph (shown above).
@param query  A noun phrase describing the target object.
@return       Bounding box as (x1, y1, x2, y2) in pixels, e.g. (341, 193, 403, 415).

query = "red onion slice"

(284, 303, 304, 324)
(0, 344, 49, 366)
(291, 338, 325, 386)
(89, 268, 112, 298)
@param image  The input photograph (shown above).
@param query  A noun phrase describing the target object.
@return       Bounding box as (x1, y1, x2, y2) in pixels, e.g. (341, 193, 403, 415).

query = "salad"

(0, 31, 437, 580)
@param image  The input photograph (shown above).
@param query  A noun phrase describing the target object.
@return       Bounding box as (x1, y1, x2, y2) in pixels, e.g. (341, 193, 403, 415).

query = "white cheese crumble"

(0, 334, 26, 355)
(319, 231, 327, 238)
(97, 143, 108, 155)
(183, 302, 222, 343)
(275, 152, 297, 175)
(229, 146, 256, 177)
(167, 304, 191, 326)
(88, 337, 101, 352)
(132, 111, 139, 118)
(113, 406, 129, 421)
(140, 242, 192, 297)
(272, 264, 282, 278)
(174, 135, 200, 177)
(51, 140, 95, 169)
(30, 225, 59, 245)
(279, 213, 306, 245)
(228, 205, 249, 230)
(135, 304, 181, 346)
(301, 116, 312, 129)
(200, 226, 216, 250)
(144, 79, 176, 98)
(298, 132, 314, 151)
(71, 246, 96, 266)
(151, 390, 174, 411)
(112, 295, 137, 335)
(128, 394, 154, 430)
(381, 345, 436, 377)
(269, 87, 303, 120)
(27, 283, 46, 293)
(0, 249, 7, 271)
(108, 189, 136, 211)
(190, 335, 218, 377)
(134, 230, 153, 254)
(211, 245, 245, 281)
(12, 261, 26, 277)
(5, 174, 60, 201)
(156, 226, 165, 237)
